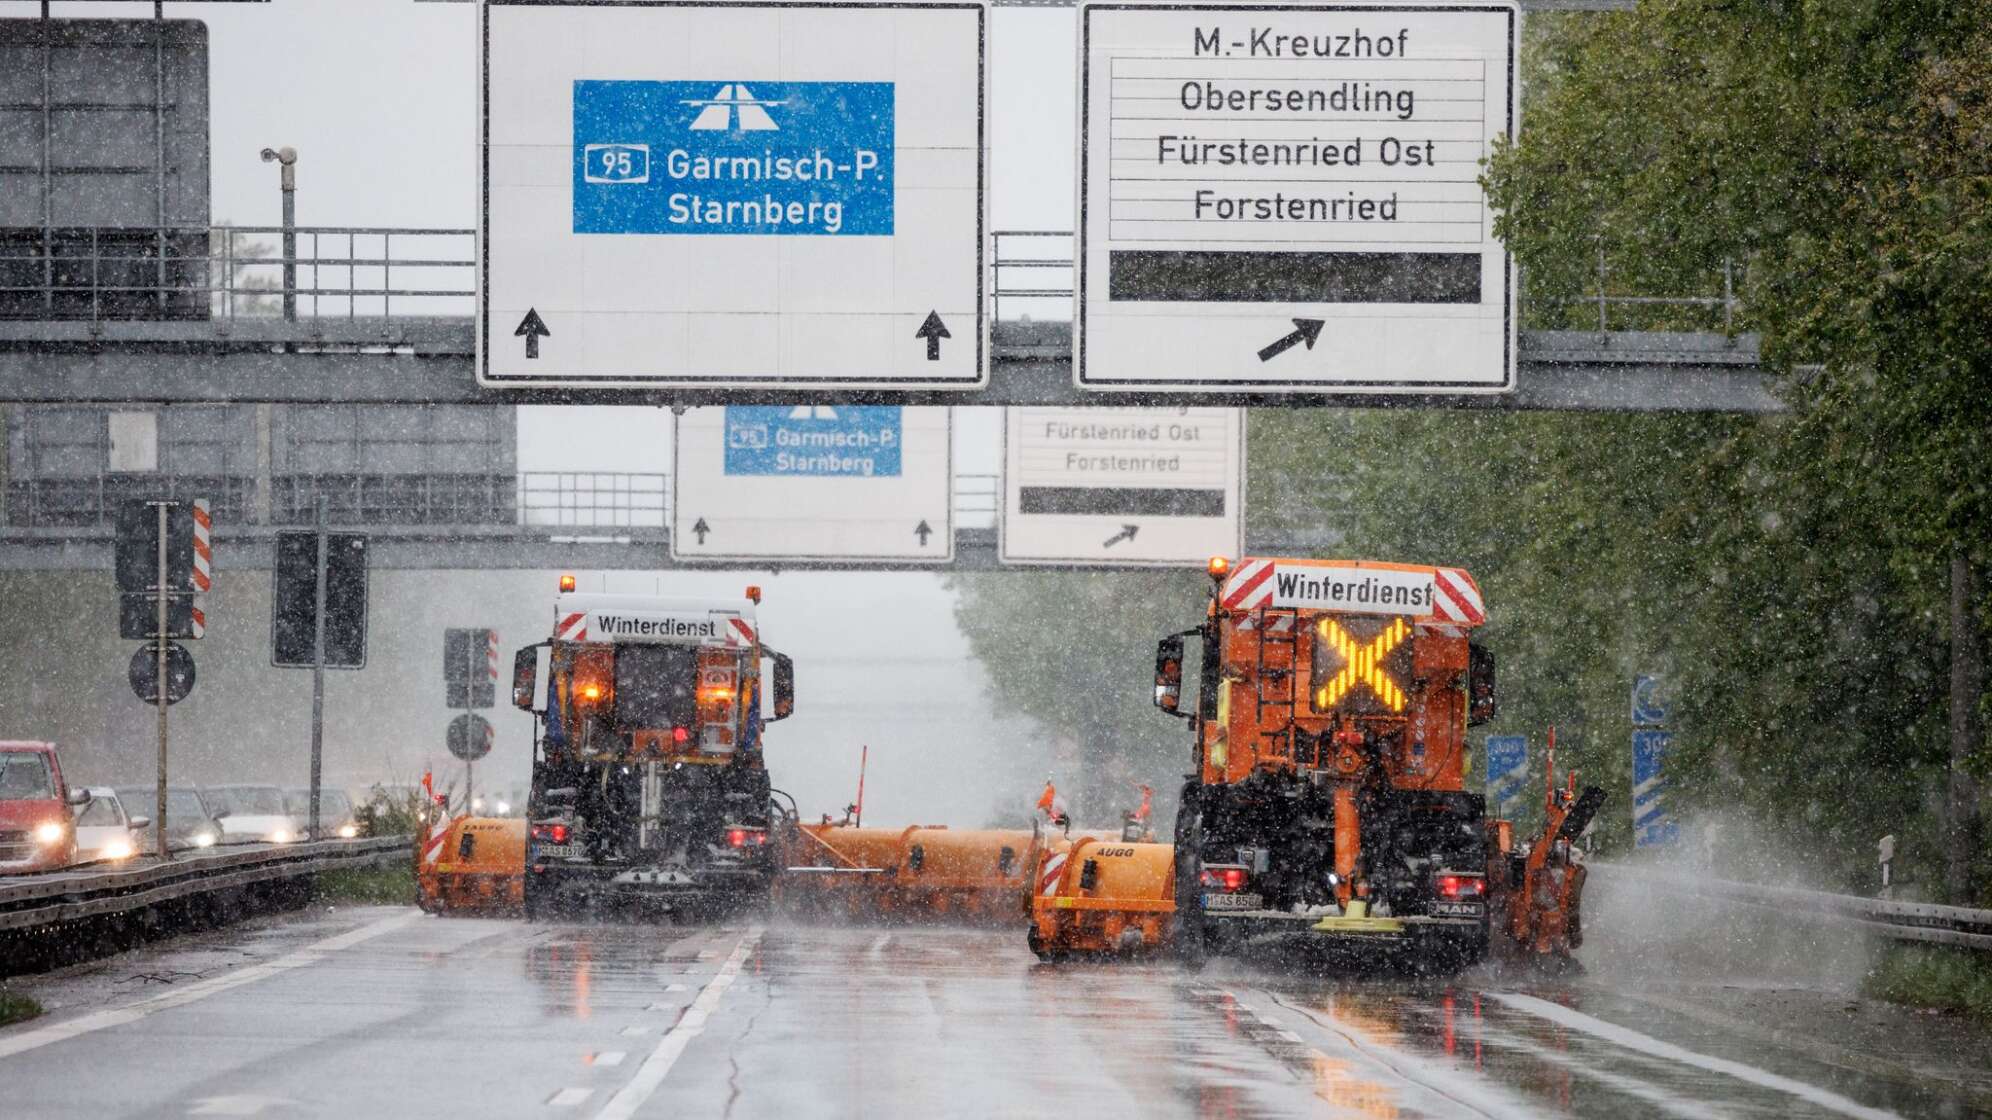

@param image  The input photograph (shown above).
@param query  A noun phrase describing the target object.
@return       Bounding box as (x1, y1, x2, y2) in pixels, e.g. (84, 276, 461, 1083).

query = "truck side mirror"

(769, 652, 795, 721)
(1154, 634, 1187, 717)
(1468, 644, 1497, 727)
(512, 645, 541, 711)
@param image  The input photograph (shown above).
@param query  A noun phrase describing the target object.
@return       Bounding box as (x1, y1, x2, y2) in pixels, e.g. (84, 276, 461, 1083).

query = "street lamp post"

(259, 146, 298, 320)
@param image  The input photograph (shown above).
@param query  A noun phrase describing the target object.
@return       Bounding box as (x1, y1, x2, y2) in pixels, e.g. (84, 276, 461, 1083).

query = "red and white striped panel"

(555, 612, 588, 641)
(421, 811, 455, 867)
(1430, 568, 1486, 626)
(189, 498, 212, 592)
(1218, 558, 1278, 611)
(485, 629, 501, 681)
(727, 618, 757, 647)
(190, 597, 206, 639)
(1038, 851, 1068, 896)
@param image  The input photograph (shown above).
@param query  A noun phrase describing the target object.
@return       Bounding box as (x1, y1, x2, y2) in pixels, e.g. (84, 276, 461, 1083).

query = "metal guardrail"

(0, 836, 409, 934)
(1598, 862, 1992, 953)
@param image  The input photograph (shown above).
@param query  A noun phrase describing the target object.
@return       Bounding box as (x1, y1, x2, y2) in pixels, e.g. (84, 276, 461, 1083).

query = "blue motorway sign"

(1632, 729, 1680, 847)
(1485, 734, 1528, 816)
(723, 407, 902, 478)
(1631, 673, 1670, 727)
(573, 80, 894, 236)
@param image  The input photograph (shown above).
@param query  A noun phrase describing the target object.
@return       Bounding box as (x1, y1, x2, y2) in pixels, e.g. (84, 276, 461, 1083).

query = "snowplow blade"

(417, 817, 526, 915)
(1028, 837, 1176, 959)
(779, 824, 1038, 924)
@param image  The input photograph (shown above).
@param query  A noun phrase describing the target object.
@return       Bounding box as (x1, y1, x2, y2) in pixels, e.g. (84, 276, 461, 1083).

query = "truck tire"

(1172, 788, 1208, 971)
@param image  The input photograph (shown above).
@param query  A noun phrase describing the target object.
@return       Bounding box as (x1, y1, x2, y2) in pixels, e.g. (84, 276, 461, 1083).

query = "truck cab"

(513, 585, 795, 916)
(1154, 558, 1501, 964)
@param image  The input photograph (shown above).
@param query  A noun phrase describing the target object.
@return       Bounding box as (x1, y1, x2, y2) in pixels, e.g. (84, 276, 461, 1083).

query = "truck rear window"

(614, 644, 699, 730)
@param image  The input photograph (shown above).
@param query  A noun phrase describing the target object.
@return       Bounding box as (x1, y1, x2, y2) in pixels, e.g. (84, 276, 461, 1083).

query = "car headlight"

(191, 832, 216, 847)
(103, 839, 135, 860)
(268, 829, 294, 844)
(33, 821, 67, 846)
(337, 824, 358, 839)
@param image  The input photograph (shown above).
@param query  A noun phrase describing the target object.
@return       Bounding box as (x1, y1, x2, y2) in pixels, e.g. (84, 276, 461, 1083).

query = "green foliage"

(0, 991, 43, 1027)
(313, 861, 415, 906)
(952, 3, 1991, 897)
(1864, 944, 1992, 1022)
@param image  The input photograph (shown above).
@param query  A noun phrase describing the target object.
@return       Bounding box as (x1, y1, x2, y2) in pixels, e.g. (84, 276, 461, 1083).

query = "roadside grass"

(314, 861, 416, 906)
(1864, 944, 1992, 1022)
(0, 991, 43, 1027)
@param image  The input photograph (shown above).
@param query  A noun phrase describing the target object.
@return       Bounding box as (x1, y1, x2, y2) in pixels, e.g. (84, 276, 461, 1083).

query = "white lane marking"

(619, 1025, 649, 1037)
(590, 1052, 626, 1069)
(594, 926, 764, 1120)
(548, 1088, 594, 1108)
(867, 934, 891, 960)
(1474, 1021, 1730, 1120)
(1487, 993, 1902, 1120)
(663, 984, 687, 993)
(0, 912, 417, 1061)
(187, 1095, 297, 1116)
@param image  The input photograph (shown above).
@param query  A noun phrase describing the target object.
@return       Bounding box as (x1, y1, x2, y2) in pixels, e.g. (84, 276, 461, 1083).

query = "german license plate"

(1204, 892, 1263, 911)
(1433, 901, 1484, 918)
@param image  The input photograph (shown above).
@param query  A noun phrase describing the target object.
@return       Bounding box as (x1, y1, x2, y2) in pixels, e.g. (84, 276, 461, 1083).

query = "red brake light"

(1222, 868, 1247, 891)
(533, 823, 570, 845)
(673, 726, 690, 744)
(1438, 874, 1483, 898)
(727, 828, 766, 848)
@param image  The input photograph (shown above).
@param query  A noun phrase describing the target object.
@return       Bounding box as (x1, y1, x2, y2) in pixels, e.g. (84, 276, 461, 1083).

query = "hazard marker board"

(1076, 1, 1518, 394)
(1001, 407, 1243, 566)
(671, 406, 952, 563)
(479, 0, 987, 390)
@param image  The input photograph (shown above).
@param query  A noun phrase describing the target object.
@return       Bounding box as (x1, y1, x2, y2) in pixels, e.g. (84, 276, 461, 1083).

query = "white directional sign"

(1077, 1, 1518, 393)
(671, 406, 953, 562)
(480, 0, 986, 389)
(1002, 407, 1243, 566)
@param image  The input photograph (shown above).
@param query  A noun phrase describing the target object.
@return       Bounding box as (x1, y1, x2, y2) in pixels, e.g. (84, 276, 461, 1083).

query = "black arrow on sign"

(515, 308, 551, 359)
(914, 311, 951, 361)
(1102, 524, 1139, 548)
(914, 520, 934, 546)
(692, 517, 711, 544)
(1255, 318, 1325, 363)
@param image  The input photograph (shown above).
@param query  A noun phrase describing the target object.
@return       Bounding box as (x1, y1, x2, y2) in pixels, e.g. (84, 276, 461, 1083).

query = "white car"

(206, 784, 303, 845)
(71, 787, 148, 863)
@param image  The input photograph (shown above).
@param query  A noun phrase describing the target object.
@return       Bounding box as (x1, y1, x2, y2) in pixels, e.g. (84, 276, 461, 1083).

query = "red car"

(0, 741, 88, 873)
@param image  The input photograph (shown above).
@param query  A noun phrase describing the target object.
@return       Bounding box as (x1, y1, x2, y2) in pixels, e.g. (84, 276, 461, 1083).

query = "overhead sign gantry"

(478, 0, 987, 390)
(1075, 1, 1519, 394)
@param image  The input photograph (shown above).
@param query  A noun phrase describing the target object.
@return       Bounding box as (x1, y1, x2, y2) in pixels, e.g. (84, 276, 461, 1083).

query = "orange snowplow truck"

(1149, 557, 1604, 968)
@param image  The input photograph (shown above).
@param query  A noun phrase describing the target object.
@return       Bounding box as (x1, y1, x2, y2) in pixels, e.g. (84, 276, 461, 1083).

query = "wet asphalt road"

(1, 909, 1987, 1120)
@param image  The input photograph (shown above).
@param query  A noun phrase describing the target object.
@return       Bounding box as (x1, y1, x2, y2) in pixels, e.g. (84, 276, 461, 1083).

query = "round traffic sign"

(129, 642, 196, 705)
(448, 713, 494, 762)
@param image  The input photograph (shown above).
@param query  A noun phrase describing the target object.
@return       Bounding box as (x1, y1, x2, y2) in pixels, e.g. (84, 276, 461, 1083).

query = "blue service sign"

(573, 80, 894, 236)
(1632, 729, 1680, 847)
(1631, 673, 1670, 726)
(723, 407, 903, 478)
(1485, 734, 1527, 809)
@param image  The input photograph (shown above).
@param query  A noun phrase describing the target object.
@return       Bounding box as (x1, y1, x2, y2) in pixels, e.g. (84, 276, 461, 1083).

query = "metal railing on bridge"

(5, 471, 1006, 533)
(3, 224, 1744, 335)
